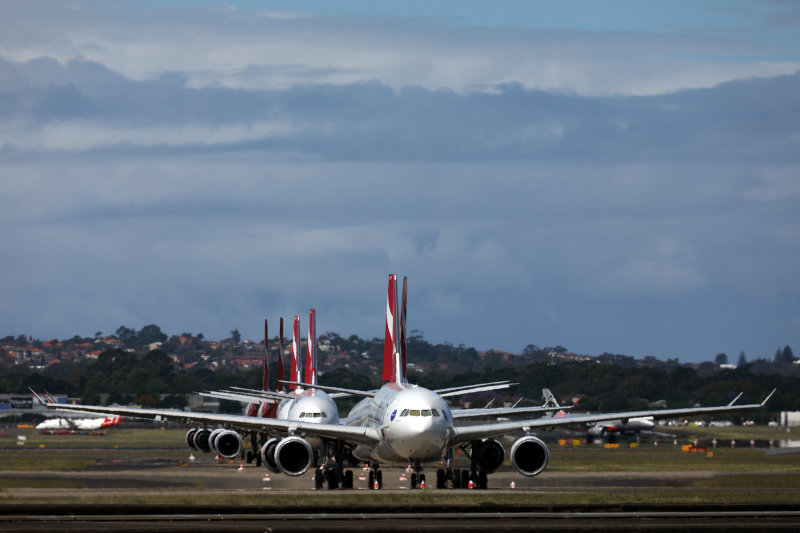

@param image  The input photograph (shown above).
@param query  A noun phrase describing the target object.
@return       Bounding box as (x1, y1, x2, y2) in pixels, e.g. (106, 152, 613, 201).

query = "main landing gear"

(316, 440, 355, 490)
(436, 447, 489, 489)
(367, 463, 383, 489)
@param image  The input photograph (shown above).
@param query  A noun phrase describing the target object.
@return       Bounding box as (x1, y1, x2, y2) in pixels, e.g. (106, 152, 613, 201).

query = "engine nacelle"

(261, 438, 281, 474)
(208, 428, 226, 455)
(510, 435, 549, 477)
(212, 429, 242, 459)
(474, 438, 505, 474)
(186, 428, 198, 450)
(274, 436, 313, 476)
(192, 428, 212, 453)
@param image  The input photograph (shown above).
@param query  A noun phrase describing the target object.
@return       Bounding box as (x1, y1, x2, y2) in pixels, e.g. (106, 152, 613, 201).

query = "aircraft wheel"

(478, 470, 488, 489)
(410, 472, 418, 489)
(368, 470, 375, 488)
(436, 469, 446, 489)
(460, 470, 470, 489)
(343, 469, 353, 489)
(246, 451, 253, 464)
(314, 469, 324, 490)
(376, 469, 383, 489)
(326, 468, 339, 490)
(452, 469, 461, 489)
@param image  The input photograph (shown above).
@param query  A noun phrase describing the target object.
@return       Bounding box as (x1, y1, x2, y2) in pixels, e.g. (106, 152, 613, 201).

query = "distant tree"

(782, 345, 795, 363)
(775, 347, 784, 363)
(230, 329, 241, 344)
(136, 324, 167, 347)
(737, 350, 747, 366)
(714, 353, 728, 365)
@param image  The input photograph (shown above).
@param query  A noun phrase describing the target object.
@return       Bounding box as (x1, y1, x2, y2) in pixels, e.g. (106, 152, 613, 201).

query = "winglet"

(761, 388, 777, 407)
(727, 392, 743, 406)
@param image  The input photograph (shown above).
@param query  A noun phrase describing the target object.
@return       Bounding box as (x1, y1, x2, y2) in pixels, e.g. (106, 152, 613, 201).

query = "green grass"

(1, 427, 798, 505)
(547, 447, 800, 473)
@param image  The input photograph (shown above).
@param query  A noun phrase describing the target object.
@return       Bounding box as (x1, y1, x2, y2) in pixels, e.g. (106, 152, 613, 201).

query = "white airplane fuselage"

(277, 388, 339, 448)
(346, 383, 453, 464)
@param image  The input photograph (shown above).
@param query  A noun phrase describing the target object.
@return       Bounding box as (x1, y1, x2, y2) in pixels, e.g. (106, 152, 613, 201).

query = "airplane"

(31, 274, 777, 490)
(36, 415, 121, 432)
(191, 311, 345, 486)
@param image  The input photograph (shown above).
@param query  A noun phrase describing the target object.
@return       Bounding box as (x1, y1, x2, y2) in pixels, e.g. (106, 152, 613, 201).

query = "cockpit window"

(398, 408, 441, 417)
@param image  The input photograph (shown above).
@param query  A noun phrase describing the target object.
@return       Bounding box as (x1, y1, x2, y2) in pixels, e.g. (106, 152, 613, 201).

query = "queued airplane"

(36, 415, 121, 432)
(31, 274, 776, 490)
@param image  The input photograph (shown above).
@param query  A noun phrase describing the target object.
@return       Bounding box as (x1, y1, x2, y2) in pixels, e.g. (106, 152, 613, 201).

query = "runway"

(2, 503, 800, 532)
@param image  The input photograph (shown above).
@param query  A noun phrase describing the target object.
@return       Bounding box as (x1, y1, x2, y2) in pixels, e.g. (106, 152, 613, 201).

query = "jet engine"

(274, 436, 313, 476)
(191, 428, 212, 452)
(474, 438, 505, 474)
(261, 438, 281, 474)
(208, 429, 243, 459)
(510, 435, 549, 477)
(186, 428, 198, 450)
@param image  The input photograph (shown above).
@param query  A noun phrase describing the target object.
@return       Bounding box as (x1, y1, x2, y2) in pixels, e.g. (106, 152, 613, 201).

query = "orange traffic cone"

(420, 480, 426, 489)
(400, 473, 406, 480)
(468, 479, 474, 489)
(510, 481, 516, 489)
(373, 480, 379, 489)
(263, 473, 271, 482)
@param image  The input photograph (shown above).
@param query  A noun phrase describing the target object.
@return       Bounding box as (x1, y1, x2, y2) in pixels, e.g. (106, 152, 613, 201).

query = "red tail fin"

(382, 274, 398, 381)
(400, 276, 407, 381)
(276, 317, 285, 392)
(306, 309, 317, 385)
(262, 319, 270, 391)
(291, 315, 301, 389)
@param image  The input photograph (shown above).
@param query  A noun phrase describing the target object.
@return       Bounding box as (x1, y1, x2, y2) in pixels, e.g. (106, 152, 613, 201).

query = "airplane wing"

(448, 389, 776, 447)
(279, 381, 377, 398)
(29, 389, 379, 447)
(278, 379, 516, 399)
(433, 381, 514, 397)
(451, 404, 573, 420)
(199, 391, 280, 405)
(437, 382, 517, 398)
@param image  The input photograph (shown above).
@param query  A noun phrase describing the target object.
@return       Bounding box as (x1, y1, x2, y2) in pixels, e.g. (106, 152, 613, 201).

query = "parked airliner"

(31, 274, 775, 490)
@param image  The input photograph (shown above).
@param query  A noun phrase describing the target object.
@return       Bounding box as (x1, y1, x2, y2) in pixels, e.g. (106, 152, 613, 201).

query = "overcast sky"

(1, 0, 798, 363)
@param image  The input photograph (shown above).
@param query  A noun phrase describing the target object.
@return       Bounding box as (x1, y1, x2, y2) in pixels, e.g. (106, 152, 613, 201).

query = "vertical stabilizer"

(262, 319, 270, 391)
(382, 274, 398, 381)
(400, 275, 408, 381)
(306, 309, 318, 385)
(276, 317, 285, 391)
(290, 316, 300, 390)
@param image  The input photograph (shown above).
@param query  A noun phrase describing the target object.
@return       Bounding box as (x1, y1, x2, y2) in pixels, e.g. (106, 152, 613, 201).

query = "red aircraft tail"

(382, 274, 408, 383)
